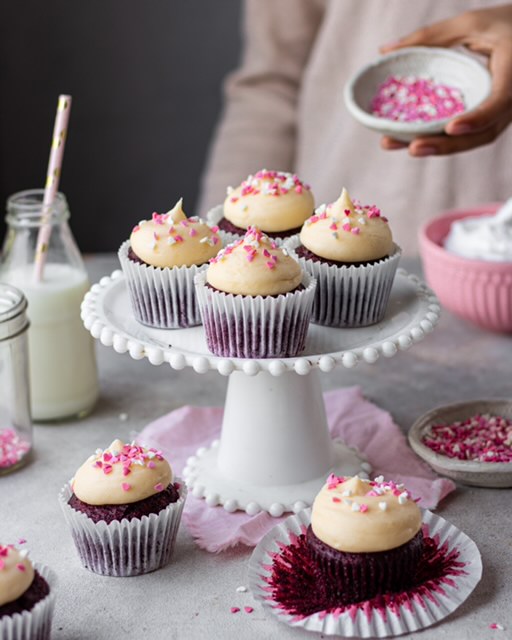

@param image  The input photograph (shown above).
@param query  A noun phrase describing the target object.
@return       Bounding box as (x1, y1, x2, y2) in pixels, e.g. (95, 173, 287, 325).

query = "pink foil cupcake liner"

(118, 240, 205, 329)
(206, 205, 300, 247)
(59, 480, 186, 577)
(287, 239, 401, 328)
(248, 509, 482, 638)
(0, 563, 56, 640)
(194, 270, 316, 358)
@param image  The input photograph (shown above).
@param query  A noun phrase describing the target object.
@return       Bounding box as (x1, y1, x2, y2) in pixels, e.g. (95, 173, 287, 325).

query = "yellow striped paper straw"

(33, 94, 72, 281)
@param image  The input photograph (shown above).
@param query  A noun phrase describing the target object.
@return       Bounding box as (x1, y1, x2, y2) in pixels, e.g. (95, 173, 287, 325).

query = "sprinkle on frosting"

(206, 226, 303, 296)
(300, 188, 394, 262)
(223, 169, 314, 233)
(130, 198, 221, 268)
(422, 413, 512, 463)
(370, 75, 466, 123)
(72, 439, 173, 506)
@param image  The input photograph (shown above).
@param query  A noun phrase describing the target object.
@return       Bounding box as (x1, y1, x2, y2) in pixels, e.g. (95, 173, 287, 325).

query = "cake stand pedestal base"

(183, 370, 368, 516)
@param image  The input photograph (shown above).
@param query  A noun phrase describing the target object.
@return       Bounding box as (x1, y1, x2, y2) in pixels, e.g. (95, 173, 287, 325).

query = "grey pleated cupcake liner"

(286, 239, 401, 328)
(0, 563, 56, 640)
(194, 271, 316, 358)
(118, 240, 204, 328)
(59, 481, 186, 577)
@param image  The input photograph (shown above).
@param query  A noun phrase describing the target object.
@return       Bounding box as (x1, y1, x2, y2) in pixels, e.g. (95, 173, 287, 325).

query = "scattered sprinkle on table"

(236, 586, 247, 593)
(422, 414, 512, 463)
(490, 623, 505, 630)
(230, 607, 240, 614)
(0, 428, 31, 469)
(370, 75, 465, 122)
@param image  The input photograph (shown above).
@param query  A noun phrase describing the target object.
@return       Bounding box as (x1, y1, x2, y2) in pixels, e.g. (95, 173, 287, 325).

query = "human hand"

(379, 4, 512, 157)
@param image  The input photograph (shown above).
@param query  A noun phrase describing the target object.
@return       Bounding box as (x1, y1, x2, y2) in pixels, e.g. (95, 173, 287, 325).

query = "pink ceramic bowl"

(419, 204, 512, 333)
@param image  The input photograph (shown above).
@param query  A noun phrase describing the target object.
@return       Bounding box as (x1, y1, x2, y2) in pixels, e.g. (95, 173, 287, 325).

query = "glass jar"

(0, 284, 32, 474)
(0, 189, 99, 421)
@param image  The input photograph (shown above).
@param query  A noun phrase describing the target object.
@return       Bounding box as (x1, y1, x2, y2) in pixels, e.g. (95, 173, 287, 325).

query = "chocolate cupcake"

(207, 169, 315, 245)
(0, 544, 56, 640)
(119, 198, 222, 328)
(195, 226, 316, 358)
(290, 189, 401, 327)
(59, 439, 186, 577)
(307, 475, 423, 604)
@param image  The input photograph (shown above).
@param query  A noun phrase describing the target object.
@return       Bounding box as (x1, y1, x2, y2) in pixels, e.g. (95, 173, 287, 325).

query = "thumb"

(380, 17, 466, 53)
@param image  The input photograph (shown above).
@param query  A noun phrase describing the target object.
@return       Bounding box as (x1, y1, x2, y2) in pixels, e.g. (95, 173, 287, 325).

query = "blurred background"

(0, 0, 241, 251)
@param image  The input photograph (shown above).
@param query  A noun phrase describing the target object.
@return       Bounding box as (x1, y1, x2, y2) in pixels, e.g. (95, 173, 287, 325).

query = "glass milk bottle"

(0, 284, 32, 473)
(0, 189, 99, 421)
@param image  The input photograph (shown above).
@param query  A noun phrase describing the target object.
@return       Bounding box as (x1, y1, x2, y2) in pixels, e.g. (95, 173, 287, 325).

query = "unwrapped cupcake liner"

(118, 240, 205, 328)
(194, 270, 316, 358)
(0, 563, 57, 640)
(286, 238, 401, 328)
(59, 480, 186, 577)
(206, 204, 299, 247)
(249, 508, 482, 638)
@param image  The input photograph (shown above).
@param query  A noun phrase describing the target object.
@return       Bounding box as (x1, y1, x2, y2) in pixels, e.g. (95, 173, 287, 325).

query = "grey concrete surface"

(2, 255, 512, 640)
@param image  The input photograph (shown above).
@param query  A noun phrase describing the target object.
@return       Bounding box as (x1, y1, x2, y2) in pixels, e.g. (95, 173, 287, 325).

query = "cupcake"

(194, 226, 316, 358)
(59, 439, 186, 577)
(307, 474, 423, 604)
(0, 544, 56, 640)
(292, 188, 401, 327)
(208, 169, 315, 245)
(119, 198, 222, 328)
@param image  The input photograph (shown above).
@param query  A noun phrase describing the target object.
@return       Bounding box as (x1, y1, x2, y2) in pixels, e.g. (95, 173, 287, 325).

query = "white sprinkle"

(147, 451, 156, 459)
(374, 475, 384, 483)
(151, 240, 157, 250)
(189, 216, 199, 223)
(281, 248, 289, 256)
(19, 549, 29, 558)
(343, 498, 353, 506)
(95, 448, 103, 456)
(398, 493, 408, 505)
(134, 459, 145, 466)
(227, 186, 234, 195)
(332, 232, 339, 239)
(351, 502, 361, 512)
(138, 220, 147, 226)
(379, 502, 388, 512)
(119, 413, 128, 422)
(167, 237, 176, 245)
(315, 204, 327, 215)
(236, 586, 247, 593)
(358, 217, 366, 225)
(342, 489, 353, 497)
(199, 237, 209, 244)
(130, 440, 136, 446)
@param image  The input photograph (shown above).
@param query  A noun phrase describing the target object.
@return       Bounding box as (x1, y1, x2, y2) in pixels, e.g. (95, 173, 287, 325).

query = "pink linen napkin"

(138, 386, 455, 553)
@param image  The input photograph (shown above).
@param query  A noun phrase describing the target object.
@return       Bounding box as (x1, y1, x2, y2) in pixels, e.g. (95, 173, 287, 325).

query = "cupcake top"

(444, 198, 512, 262)
(300, 189, 394, 262)
(207, 226, 302, 296)
(223, 169, 314, 233)
(72, 439, 173, 506)
(0, 544, 34, 607)
(310, 475, 422, 553)
(130, 199, 221, 268)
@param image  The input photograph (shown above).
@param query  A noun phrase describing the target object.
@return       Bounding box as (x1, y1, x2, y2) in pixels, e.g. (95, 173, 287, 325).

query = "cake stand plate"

(82, 269, 440, 516)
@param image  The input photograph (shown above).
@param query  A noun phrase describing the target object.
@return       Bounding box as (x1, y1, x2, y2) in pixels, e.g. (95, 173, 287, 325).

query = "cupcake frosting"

(224, 169, 314, 233)
(130, 199, 221, 268)
(300, 189, 394, 262)
(0, 545, 34, 607)
(444, 198, 512, 262)
(206, 227, 302, 296)
(311, 475, 422, 553)
(72, 439, 173, 506)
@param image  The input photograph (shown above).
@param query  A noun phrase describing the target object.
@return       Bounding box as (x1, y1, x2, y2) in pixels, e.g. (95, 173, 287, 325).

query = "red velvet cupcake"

(307, 474, 423, 604)
(0, 544, 56, 640)
(59, 439, 186, 577)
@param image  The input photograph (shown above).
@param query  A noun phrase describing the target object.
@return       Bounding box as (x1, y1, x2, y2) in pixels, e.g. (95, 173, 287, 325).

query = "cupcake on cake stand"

(81, 264, 439, 517)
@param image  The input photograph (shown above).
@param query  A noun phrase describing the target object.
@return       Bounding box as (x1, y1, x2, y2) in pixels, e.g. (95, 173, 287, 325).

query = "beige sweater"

(199, 0, 512, 254)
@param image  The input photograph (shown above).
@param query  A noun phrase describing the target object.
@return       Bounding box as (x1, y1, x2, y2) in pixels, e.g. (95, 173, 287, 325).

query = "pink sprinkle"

(189, 228, 197, 237)
(212, 236, 219, 245)
(16, 563, 26, 572)
(211, 226, 219, 233)
(103, 464, 113, 475)
(0, 560, 4, 570)
(154, 483, 164, 492)
(329, 222, 337, 230)
(351, 227, 360, 235)
(263, 249, 271, 258)
(132, 225, 140, 233)
(266, 261, 275, 269)
(148, 461, 156, 469)
(122, 483, 131, 492)
(295, 185, 303, 194)
(326, 473, 345, 490)
(360, 504, 369, 513)
(310, 215, 319, 224)
(230, 607, 240, 614)
(122, 467, 131, 476)
(230, 197, 239, 203)
(244, 607, 254, 614)
(344, 209, 351, 216)
(332, 497, 341, 503)
(18, 539, 26, 545)
(103, 452, 112, 461)
(342, 223, 351, 232)
(174, 235, 184, 243)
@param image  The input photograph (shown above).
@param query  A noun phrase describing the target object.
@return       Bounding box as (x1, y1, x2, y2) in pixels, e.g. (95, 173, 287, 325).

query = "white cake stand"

(81, 268, 440, 517)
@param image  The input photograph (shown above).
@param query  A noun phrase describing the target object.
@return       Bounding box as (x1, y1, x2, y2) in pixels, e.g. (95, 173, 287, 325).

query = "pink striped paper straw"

(33, 94, 72, 281)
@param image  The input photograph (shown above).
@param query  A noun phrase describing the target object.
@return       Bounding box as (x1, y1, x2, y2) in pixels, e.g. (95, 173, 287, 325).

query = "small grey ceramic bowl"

(408, 399, 512, 488)
(344, 47, 491, 142)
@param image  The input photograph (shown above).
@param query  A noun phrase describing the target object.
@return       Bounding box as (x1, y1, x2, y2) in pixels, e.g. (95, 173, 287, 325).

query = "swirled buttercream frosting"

(300, 189, 394, 262)
(223, 169, 314, 232)
(310, 475, 422, 553)
(0, 545, 34, 607)
(206, 226, 302, 296)
(130, 199, 221, 268)
(72, 439, 173, 506)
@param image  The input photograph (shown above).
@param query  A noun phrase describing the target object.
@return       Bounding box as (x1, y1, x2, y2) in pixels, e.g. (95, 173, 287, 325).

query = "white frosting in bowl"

(444, 199, 512, 262)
